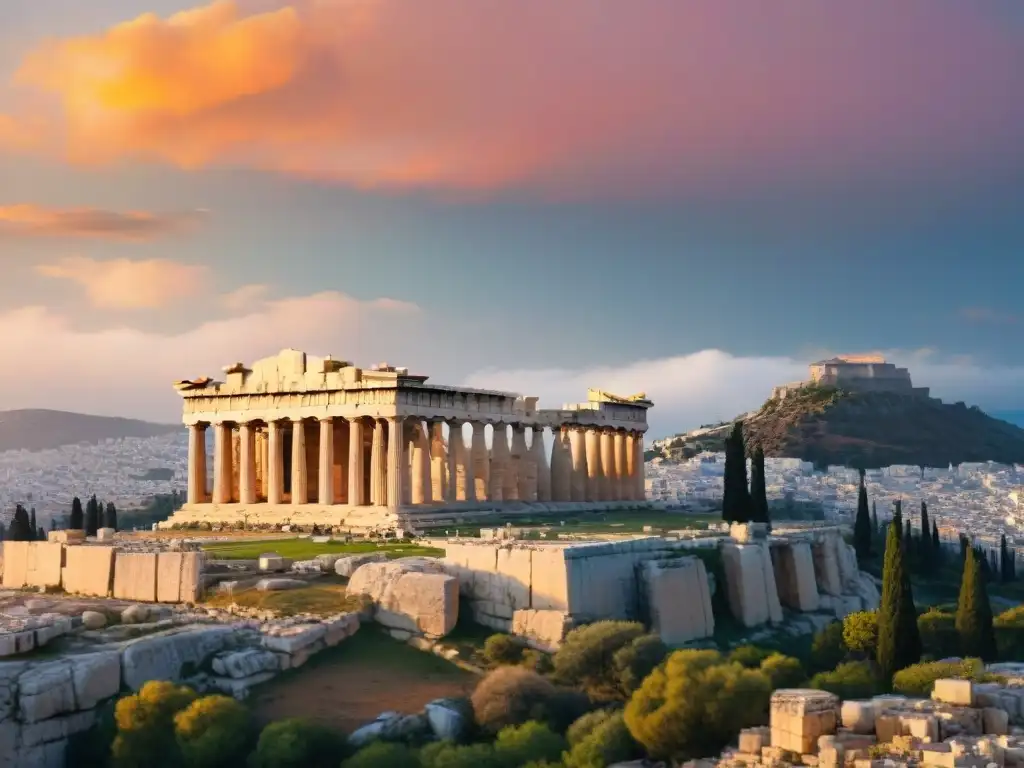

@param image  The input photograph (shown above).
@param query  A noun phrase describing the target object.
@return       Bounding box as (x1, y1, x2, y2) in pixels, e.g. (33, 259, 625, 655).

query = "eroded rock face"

(334, 552, 388, 578)
(347, 558, 458, 639)
(121, 626, 236, 691)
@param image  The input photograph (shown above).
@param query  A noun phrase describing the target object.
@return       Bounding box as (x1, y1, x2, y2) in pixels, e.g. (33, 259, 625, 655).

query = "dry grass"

(202, 579, 366, 616)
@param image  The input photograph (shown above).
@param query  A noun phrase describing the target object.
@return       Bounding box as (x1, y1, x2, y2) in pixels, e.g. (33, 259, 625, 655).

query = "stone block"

(255, 578, 306, 592)
(1, 541, 30, 588)
(334, 552, 388, 577)
(121, 626, 236, 690)
(261, 623, 327, 654)
(258, 554, 291, 572)
(113, 552, 158, 602)
(179, 552, 203, 603)
(212, 649, 281, 679)
(47, 530, 85, 545)
(772, 541, 821, 612)
(984, 707, 1010, 736)
(771, 689, 840, 755)
(840, 701, 876, 735)
(62, 546, 115, 597)
(900, 713, 940, 742)
(157, 552, 183, 603)
(934, 679, 974, 707)
(25, 543, 64, 589)
(722, 543, 784, 628)
(511, 609, 571, 651)
(642, 556, 715, 644)
(812, 536, 843, 597)
(731, 523, 769, 543)
(348, 559, 459, 639)
(96, 528, 115, 542)
(739, 727, 770, 754)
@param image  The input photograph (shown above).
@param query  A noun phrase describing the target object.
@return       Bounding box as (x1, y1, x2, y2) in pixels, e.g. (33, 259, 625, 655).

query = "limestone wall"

(0, 542, 203, 603)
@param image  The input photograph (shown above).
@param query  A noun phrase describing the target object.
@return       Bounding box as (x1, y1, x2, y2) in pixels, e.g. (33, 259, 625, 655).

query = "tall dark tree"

(29, 507, 37, 540)
(932, 520, 941, 564)
(853, 476, 872, 561)
(69, 496, 84, 531)
(876, 507, 922, 680)
(903, 516, 913, 560)
(871, 500, 879, 537)
(919, 501, 931, 562)
(722, 422, 752, 524)
(9, 505, 32, 541)
(85, 495, 100, 536)
(0, 521, 5, 541)
(104, 502, 118, 532)
(956, 547, 997, 661)
(749, 445, 770, 524)
(959, 534, 969, 562)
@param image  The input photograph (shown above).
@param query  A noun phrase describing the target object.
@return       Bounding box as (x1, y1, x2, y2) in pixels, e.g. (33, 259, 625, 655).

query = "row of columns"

(187, 418, 647, 510)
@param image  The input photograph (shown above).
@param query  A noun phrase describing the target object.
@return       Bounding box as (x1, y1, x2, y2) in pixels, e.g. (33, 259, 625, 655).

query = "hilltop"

(0, 409, 181, 453)
(658, 385, 1024, 469)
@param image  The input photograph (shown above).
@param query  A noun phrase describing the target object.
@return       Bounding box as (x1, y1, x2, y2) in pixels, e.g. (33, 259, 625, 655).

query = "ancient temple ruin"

(163, 349, 653, 531)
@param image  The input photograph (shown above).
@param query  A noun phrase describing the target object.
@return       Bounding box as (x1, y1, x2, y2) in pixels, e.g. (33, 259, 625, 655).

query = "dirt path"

(249, 629, 477, 733)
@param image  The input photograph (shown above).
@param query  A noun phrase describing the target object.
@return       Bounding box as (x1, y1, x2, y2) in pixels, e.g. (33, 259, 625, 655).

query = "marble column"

(430, 422, 447, 503)
(187, 424, 207, 505)
(568, 427, 588, 502)
(489, 423, 509, 503)
(239, 422, 256, 504)
(549, 428, 568, 502)
(624, 431, 637, 499)
(259, 429, 269, 500)
(410, 421, 431, 505)
(613, 431, 627, 502)
(457, 423, 477, 502)
(529, 428, 548, 502)
(584, 428, 603, 502)
(445, 422, 459, 503)
(600, 430, 616, 502)
(291, 419, 308, 504)
(386, 417, 405, 510)
(471, 422, 489, 501)
(370, 420, 387, 506)
(213, 422, 233, 504)
(511, 425, 530, 501)
(349, 419, 366, 506)
(634, 432, 646, 501)
(268, 421, 284, 505)
(318, 418, 335, 505)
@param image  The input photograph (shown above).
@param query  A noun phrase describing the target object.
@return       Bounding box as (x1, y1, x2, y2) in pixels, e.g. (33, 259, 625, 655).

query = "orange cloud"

(10, 1, 1024, 197)
(36, 256, 209, 309)
(0, 204, 205, 240)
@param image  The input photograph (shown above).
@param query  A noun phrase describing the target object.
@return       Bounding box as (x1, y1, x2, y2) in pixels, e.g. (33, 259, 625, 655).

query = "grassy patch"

(419, 510, 713, 538)
(202, 579, 365, 616)
(201, 538, 444, 561)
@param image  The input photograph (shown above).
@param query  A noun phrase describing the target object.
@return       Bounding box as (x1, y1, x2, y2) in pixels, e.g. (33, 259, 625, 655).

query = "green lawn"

(419, 509, 714, 538)
(201, 538, 444, 561)
(203, 578, 365, 616)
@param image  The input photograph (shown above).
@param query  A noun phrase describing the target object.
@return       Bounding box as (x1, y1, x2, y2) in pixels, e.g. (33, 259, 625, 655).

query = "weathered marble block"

(62, 546, 115, 597)
(771, 540, 820, 612)
(113, 552, 158, 602)
(722, 542, 783, 628)
(770, 689, 839, 755)
(641, 556, 715, 644)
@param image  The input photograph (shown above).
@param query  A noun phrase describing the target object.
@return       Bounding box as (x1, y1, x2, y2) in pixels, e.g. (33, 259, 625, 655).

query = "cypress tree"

(0, 521, 5, 541)
(9, 505, 31, 541)
(722, 422, 751, 524)
(1000, 535, 1012, 583)
(85, 495, 100, 536)
(959, 534, 969, 562)
(876, 509, 921, 681)
(932, 520, 941, 565)
(956, 547, 997, 661)
(853, 476, 872, 561)
(104, 502, 118, 532)
(871, 500, 879, 537)
(903, 517, 913, 563)
(750, 445, 770, 524)
(919, 501, 931, 562)
(69, 497, 84, 530)
(29, 507, 37, 540)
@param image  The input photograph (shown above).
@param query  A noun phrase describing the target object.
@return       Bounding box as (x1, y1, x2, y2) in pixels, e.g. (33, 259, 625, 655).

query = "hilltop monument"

(771, 355, 930, 401)
(162, 349, 653, 532)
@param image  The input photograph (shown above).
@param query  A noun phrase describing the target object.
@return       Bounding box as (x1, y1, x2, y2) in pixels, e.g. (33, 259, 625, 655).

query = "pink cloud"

(0, 204, 205, 240)
(7, 0, 1024, 198)
(36, 256, 209, 309)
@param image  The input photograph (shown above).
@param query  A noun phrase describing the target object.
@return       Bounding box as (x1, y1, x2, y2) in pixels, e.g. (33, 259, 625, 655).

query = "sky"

(0, 0, 1022, 439)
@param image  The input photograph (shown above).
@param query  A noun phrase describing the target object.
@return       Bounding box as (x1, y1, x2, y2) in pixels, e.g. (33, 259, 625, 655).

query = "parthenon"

(161, 349, 653, 531)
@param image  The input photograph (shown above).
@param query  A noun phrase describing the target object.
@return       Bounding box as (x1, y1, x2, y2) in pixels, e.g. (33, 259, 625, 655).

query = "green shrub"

(564, 710, 639, 768)
(810, 622, 848, 672)
(842, 612, 879, 657)
(520, 648, 554, 674)
(728, 645, 773, 669)
(173, 695, 254, 768)
(612, 634, 669, 695)
(470, 666, 562, 734)
(419, 742, 500, 768)
(891, 658, 995, 697)
(111, 680, 198, 768)
(624, 649, 771, 761)
(483, 634, 524, 666)
(342, 741, 418, 768)
(67, 700, 117, 768)
(249, 718, 348, 768)
(994, 606, 1024, 660)
(493, 721, 566, 766)
(552, 621, 647, 699)
(566, 709, 614, 747)
(809, 661, 879, 700)
(918, 608, 959, 659)
(759, 653, 805, 689)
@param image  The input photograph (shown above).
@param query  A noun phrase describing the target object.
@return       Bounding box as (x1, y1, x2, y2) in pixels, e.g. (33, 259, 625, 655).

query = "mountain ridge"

(657, 388, 1024, 469)
(0, 409, 181, 453)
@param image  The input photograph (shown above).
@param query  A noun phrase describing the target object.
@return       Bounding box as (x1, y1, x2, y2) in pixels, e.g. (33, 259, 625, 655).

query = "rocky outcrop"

(348, 559, 458, 639)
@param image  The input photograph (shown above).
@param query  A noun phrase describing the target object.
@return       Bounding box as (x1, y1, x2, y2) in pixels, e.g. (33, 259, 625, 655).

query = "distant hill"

(0, 409, 181, 452)
(993, 411, 1024, 428)
(658, 387, 1024, 469)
